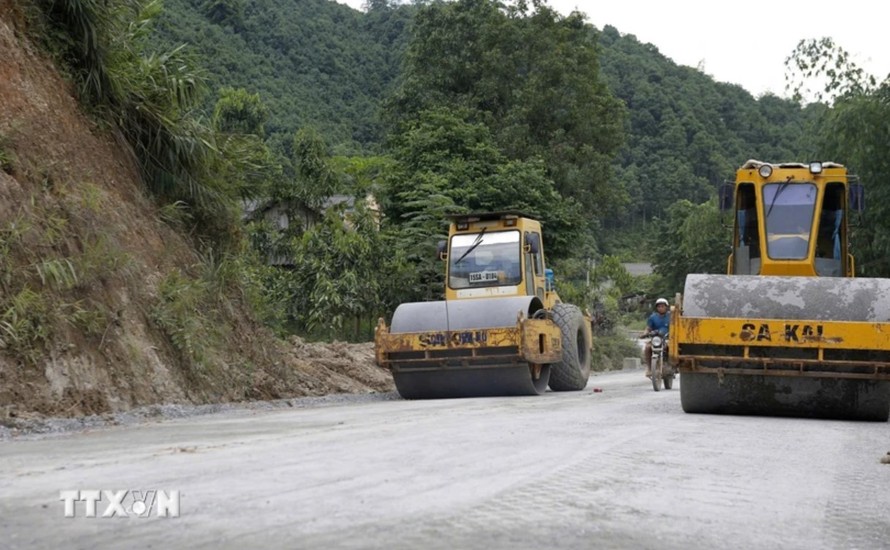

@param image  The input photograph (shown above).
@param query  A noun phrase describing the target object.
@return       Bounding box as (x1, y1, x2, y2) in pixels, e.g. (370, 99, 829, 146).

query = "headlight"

(651, 335, 663, 348)
(809, 161, 823, 174)
(758, 164, 773, 178)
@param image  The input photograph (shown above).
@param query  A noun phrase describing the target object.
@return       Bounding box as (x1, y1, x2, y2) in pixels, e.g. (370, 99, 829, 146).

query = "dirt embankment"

(0, 9, 392, 422)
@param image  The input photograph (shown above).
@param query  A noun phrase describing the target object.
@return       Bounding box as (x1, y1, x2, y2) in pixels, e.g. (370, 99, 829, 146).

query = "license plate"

(469, 271, 499, 283)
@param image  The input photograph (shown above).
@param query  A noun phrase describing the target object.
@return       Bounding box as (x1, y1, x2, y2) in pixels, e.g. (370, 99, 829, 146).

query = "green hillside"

(152, 0, 816, 215)
(596, 25, 824, 227)
(153, 0, 414, 152)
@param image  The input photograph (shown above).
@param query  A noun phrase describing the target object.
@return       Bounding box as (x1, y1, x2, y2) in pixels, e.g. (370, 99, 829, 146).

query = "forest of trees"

(32, 0, 890, 342)
(153, 0, 415, 152)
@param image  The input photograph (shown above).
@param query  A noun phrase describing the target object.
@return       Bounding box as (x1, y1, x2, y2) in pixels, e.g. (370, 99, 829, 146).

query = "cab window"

(763, 183, 816, 260)
(448, 230, 522, 289)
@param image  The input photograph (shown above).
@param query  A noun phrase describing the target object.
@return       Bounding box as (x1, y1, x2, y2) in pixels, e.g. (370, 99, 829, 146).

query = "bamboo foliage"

(36, 0, 232, 235)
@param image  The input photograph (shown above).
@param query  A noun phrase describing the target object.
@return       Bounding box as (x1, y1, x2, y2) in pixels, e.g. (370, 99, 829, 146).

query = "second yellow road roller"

(375, 212, 593, 399)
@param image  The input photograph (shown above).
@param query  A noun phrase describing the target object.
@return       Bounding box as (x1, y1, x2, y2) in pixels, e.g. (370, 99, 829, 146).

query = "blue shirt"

(647, 311, 670, 336)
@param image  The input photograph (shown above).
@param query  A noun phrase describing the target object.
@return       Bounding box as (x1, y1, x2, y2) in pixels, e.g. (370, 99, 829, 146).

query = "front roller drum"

(393, 364, 550, 399)
(680, 372, 890, 421)
(678, 274, 890, 421)
(386, 296, 554, 399)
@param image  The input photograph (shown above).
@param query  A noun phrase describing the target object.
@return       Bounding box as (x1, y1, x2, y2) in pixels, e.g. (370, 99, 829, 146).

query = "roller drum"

(393, 365, 551, 399)
(680, 372, 890, 421)
(388, 297, 549, 399)
(682, 274, 890, 321)
(390, 296, 543, 333)
(679, 274, 890, 421)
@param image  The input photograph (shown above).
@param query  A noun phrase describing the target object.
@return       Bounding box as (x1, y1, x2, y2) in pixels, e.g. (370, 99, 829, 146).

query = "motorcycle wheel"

(664, 371, 673, 390)
(651, 356, 663, 392)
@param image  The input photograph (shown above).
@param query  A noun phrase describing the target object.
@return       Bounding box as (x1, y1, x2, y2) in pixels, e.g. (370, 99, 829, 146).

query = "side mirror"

(437, 240, 447, 261)
(849, 183, 865, 213)
(718, 183, 734, 212)
(525, 233, 541, 255)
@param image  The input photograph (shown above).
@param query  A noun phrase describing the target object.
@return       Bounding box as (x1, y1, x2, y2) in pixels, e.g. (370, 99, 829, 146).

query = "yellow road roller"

(375, 212, 593, 399)
(670, 160, 890, 421)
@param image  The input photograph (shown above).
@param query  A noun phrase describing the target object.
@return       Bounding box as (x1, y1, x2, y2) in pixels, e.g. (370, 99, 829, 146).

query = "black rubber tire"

(548, 303, 592, 391)
(663, 370, 673, 390)
(651, 357, 662, 392)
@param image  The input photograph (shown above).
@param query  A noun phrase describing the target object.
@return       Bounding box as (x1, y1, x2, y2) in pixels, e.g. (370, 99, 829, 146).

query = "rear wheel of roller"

(549, 303, 591, 391)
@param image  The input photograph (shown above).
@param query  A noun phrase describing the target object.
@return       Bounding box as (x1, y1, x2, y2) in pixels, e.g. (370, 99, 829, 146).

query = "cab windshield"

(448, 230, 521, 288)
(763, 182, 817, 259)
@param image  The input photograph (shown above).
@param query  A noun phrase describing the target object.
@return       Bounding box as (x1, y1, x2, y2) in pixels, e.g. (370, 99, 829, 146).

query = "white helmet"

(655, 298, 669, 307)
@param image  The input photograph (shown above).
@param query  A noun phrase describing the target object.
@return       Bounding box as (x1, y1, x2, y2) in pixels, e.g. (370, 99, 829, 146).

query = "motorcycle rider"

(642, 298, 670, 378)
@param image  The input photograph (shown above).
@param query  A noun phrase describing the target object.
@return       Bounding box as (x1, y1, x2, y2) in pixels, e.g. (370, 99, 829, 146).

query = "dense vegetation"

(595, 26, 824, 228)
(785, 38, 890, 277)
(152, 0, 414, 152)
(12, 0, 285, 378)
(23, 0, 890, 350)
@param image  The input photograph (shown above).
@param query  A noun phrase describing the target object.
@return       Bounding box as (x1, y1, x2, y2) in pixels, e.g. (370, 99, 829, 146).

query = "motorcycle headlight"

(651, 335, 663, 348)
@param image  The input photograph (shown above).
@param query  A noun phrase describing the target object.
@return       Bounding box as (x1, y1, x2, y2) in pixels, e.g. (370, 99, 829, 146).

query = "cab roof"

(448, 211, 537, 223)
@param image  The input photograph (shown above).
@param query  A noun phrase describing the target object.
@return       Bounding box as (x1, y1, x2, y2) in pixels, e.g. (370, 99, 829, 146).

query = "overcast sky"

(548, 0, 889, 98)
(338, 0, 890, 99)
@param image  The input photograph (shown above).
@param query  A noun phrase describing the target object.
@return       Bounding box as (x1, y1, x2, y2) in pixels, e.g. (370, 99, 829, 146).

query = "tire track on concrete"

(283, 413, 875, 550)
(823, 449, 890, 549)
(284, 422, 695, 550)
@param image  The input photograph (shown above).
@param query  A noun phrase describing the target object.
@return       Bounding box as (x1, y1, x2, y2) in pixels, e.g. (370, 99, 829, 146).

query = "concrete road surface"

(2, 369, 889, 549)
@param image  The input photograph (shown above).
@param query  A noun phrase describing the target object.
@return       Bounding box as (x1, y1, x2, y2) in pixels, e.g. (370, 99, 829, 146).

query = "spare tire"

(549, 303, 592, 391)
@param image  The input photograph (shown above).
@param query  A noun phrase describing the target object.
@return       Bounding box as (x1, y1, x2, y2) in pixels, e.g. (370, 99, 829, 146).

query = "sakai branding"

(740, 323, 825, 342)
(418, 330, 488, 347)
(59, 490, 180, 518)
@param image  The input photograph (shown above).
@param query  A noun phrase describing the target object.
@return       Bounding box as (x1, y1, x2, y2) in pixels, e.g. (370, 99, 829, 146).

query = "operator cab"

(440, 212, 550, 303)
(723, 161, 861, 277)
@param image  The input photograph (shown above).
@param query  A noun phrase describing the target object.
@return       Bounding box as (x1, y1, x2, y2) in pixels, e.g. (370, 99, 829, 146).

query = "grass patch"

(76, 235, 136, 288)
(34, 258, 79, 290)
(0, 134, 17, 174)
(65, 300, 110, 337)
(78, 181, 106, 214)
(0, 198, 137, 364)
(151, 269, 214, 370)
(0, 288, 52, 364)
(157, 200, 192, 230)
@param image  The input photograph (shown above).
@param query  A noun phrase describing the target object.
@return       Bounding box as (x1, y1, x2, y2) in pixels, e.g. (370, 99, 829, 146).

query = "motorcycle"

(641, 331, 676, 391)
